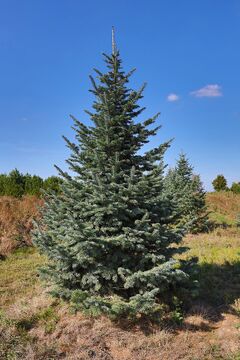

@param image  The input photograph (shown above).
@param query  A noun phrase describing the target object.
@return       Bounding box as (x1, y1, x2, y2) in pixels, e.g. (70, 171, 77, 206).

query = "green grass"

(208, 211, 235, 227)
(0, 310, 59, 360)
(0, 249, 58, 359)
(16, 306, 60, 334)
(0, 247, 45, 308)
(182, 228, 240, 305)
(1, 230, 240, 310)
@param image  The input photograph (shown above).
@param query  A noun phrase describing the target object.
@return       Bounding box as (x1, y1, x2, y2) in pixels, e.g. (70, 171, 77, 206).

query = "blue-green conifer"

(164, 153, 209, 234)
(33, 32, 190, 317)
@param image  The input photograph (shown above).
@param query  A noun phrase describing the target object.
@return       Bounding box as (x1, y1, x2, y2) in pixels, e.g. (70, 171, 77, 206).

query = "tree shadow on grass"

(114, 260, 240, 335)
(182, 259, 240, 329)
(196, 260, 240, 309)
(207, 220, 233, 231)
(114, 310, 216, 336)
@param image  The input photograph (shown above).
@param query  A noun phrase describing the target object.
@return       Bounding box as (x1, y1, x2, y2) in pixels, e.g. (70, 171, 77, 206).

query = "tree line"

(212, 174, 240, 193)
(0, 169, 62, 197)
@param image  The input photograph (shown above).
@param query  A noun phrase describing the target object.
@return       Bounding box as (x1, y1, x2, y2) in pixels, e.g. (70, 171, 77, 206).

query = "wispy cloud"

(167, 93, 180, 102)
(190, 84, 222, 98)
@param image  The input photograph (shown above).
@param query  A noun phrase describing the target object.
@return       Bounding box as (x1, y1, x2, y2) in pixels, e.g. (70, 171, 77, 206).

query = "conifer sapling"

(164, 153, 209, 234)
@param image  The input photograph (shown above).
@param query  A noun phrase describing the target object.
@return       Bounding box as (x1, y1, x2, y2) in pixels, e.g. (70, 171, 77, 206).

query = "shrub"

(0, 196, 42, 255)
(231, 182, 240, 194)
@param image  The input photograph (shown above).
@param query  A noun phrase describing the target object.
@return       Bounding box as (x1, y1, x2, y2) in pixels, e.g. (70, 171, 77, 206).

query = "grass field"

(0, 226, 240, 359)
(206, 192, 240, 227)
(0, 192, 240, 359)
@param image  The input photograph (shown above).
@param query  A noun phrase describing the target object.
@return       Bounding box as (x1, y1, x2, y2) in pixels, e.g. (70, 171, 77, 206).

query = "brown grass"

(2, 291, 240, 360)
(0, 194, 240, 359)
(206, 191, 240, 226)
(0, 195, 42, 255)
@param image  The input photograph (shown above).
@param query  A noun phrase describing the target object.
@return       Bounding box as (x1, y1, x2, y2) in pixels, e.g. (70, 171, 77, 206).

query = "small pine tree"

(164, 153, 209, 233)
(43, 176, 63, 194)
(212, 175, 227, 192)
(24, 174, 44, 196)
(4, 169, 25, 197)
(33, 32, 190, 318)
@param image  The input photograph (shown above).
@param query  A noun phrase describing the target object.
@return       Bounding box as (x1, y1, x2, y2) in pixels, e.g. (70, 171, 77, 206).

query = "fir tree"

(212, 175, 228, 192)
(164, 153, 209, 234)
(43, 176, 63, 194)
(4, 169, 25, 197)
(24, 174, 43, 196)
(33, 31, 190, 318)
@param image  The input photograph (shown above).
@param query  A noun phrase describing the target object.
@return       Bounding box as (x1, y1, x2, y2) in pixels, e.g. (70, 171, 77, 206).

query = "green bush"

(231, 182, 240, 194)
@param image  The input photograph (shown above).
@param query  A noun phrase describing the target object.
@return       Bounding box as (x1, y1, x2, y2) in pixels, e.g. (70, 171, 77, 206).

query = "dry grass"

(0, 194, 240, 359)
(1, 293, 239, 359)
(0, 228, 240, 360)
(206, 191, 240, 226)
(0, 195, 42, 255)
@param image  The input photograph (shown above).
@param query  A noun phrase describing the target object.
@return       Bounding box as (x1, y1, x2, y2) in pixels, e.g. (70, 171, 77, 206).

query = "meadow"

(0, 192, 240, 359)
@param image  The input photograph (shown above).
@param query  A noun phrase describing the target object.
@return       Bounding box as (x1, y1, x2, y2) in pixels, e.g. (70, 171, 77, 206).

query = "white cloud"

(167, 93, 180, 102)
(190, 84, 222, 98)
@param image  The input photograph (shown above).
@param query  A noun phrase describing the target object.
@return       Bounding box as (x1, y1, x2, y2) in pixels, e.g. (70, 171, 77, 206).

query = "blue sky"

(0, 0, 240, 190)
